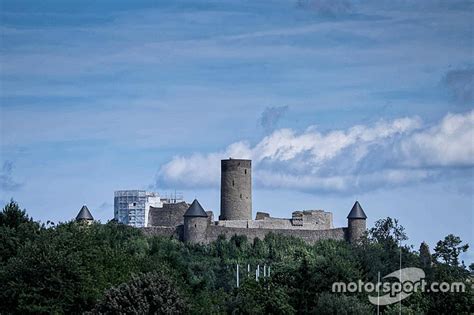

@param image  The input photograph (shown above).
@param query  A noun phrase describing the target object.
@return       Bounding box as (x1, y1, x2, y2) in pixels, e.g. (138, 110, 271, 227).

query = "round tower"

(75, 205, 94, 225)
(347, 201, 367, 243)
(220, 158, 252, 221)
(183, 199, 209, 244)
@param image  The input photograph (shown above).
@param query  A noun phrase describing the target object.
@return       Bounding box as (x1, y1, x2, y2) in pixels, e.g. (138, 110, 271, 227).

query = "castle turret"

(76, 205, 94, 225)
(347, 201, 367, 243)
(220, 158, 252, 221)
(183, 199, 209, 244)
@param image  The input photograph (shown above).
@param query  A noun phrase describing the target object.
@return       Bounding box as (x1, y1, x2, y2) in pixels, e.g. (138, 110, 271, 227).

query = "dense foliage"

(0, 200, 472, 314)
(91, 272, 188, 314)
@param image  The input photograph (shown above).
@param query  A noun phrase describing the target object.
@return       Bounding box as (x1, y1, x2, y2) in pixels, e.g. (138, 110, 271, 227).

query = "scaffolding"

(114, 190, 161, 227)
(160, 191, 184, 204)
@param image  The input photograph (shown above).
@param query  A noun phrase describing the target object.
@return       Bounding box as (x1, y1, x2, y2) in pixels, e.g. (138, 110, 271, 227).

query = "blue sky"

(1, 0, 473, 262)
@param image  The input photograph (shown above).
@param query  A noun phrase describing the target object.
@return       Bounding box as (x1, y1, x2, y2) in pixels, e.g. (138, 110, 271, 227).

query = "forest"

(0, 200, 472, 314)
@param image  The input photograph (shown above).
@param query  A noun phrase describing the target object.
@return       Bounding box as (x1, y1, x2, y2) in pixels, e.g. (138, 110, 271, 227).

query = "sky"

(0, 0, 473, 262)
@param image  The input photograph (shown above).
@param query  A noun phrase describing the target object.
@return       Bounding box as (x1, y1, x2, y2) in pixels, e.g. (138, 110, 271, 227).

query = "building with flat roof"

(114, 190, 162, 227)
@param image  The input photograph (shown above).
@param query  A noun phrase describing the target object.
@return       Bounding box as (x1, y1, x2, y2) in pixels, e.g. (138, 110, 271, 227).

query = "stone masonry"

(140, 158, 367, 245)
(220, 159, 252, 220)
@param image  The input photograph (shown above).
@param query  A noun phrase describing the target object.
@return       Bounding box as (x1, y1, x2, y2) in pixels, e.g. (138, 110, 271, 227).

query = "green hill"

(0, 201, 472, 314)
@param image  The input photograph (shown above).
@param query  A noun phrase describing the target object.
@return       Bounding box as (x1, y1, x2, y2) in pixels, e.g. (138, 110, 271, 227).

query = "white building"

(114, 190, 162, 227)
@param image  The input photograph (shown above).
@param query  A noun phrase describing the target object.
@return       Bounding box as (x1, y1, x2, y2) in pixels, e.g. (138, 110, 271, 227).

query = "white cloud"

(158, 112, 471, 192)
(400, 111, 474, 167)
(157, 111, 473, 192)
(252, 116, 421, 166)
(158, 142, 253, 187)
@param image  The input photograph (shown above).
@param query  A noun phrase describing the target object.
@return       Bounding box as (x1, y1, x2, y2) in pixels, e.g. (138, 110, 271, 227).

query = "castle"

(141, 158, 368, 244)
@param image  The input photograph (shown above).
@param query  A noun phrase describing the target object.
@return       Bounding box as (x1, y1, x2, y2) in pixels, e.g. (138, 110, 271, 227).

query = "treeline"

(0, 200, 472, 314)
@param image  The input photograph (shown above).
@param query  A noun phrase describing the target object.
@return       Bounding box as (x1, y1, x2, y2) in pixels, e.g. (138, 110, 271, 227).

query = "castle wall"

(216, 209, 332, 230)
(148, 202, 189, 227)
(220, 159, 252, 220)
(142, 224, 347, 245)
(142, 225, 183, 239)
(296, 210, 333, 229)
(205, 225, 347, 244)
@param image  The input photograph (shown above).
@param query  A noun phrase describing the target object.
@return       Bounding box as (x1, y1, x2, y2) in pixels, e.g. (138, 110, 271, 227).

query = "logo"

(332, 267, 466, 305)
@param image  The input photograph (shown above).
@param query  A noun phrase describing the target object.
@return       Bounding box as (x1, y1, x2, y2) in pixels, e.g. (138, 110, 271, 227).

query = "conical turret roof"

(76, 205, 94, 221)
(347, 201, 367, 219)
(184, 199, 208, 217)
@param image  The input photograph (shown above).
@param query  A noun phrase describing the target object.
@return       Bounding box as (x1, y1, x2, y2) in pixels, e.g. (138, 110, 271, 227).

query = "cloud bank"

(157, 111, 473, 193)
(400, 111, 474, 167)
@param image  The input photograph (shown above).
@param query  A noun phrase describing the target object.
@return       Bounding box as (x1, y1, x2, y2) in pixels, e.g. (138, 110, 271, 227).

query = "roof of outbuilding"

(183, 199, 208, 217)
(347, 201, 367, 219)
(76, 205, 94, 221)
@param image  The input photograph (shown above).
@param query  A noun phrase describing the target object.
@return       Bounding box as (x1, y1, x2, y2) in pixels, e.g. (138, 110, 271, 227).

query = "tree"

(357, 217, 413, 282)
(227, 279, 295, 314)
(1, 201, 471, 314)
(0, 219, 149, 314)
(92, 272, 188, 314)
(433, 234, 469, 267)
(419, 242, 432, 268)
(0, 200, 34, 228)
(314, 293, 373, 315)
(368, 217, 407, 247)
(426, 235, 472, 313)
(0, 200, 42, 265)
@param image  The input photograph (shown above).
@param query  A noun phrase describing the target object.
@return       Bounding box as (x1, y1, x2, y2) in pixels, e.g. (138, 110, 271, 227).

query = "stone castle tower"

(347, 201, 367, 243)
(75, 205, 94, 225)
(183, 199, 208, 244)
(219, 158, 252, 220)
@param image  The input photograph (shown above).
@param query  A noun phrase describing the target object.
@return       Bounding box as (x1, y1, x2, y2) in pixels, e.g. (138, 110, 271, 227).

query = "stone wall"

(141, 224, 347, 245)
(347, 218, 366, 243)
(215, 209, 333, 230)
(184, 216, 208, 243)
(293, 210, 333, 229)
(142, 225, 183, 239)
(148, 202, 189, 227)
(205, 225, 347, 244)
